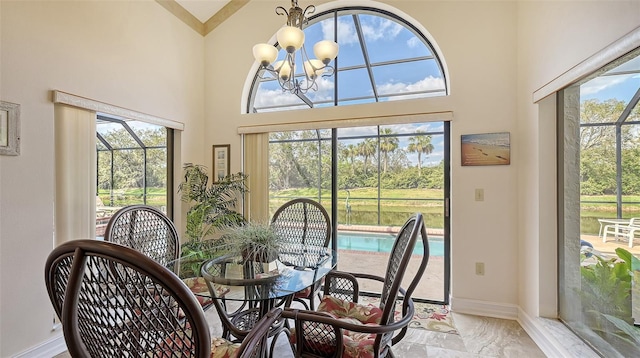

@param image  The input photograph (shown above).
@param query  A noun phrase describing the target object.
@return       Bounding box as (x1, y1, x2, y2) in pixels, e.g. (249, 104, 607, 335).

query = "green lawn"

(98, 187, 633, 234)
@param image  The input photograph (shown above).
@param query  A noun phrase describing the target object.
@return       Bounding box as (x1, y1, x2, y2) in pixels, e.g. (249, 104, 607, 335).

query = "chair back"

(377, 213, 429, 350)
(45, 240, 211, 357)
(236, 308, 282, 358)
(104, 204, 180, 266)
(271, 198, 331, 269)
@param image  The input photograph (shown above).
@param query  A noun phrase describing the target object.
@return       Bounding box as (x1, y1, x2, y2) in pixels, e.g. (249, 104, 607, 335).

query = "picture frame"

(0, 101, 20, 156)
(212, 144, 230, 183)
(461, 132, 510, 166)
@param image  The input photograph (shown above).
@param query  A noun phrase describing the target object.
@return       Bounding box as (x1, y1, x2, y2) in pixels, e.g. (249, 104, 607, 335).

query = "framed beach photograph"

(0, 101, 20, 156)
(461, 132, 510, 166)
(212, 144, 230, 183)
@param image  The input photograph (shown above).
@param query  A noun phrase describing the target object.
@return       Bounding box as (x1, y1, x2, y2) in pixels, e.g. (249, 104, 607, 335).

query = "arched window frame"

(245, 5, 450, 114)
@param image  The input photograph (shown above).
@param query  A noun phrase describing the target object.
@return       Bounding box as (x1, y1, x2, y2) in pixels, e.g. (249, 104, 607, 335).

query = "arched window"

(247, 6, 447, 113)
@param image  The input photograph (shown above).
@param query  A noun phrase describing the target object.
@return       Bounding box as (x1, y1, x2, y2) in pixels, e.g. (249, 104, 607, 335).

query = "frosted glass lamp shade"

(304, 59, 324, 79)
(313, 40, 339, 64)
(277, 26, 305, 53)
(274, 60, 292, 81)
(253, 44, 278, 66)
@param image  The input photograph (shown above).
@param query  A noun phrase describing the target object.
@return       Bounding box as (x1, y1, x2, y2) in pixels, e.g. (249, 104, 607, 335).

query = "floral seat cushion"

(156, 330, 241, 357)
(182, 276, 214, 309)
(290, 296, 384, 358)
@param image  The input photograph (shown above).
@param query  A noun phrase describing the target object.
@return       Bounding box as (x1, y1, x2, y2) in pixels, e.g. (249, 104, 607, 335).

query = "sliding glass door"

(267, 121, 450, 304)
(559, 48, 640, 356)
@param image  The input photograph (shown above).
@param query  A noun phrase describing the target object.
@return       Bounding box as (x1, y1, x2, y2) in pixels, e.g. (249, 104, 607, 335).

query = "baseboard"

(12, 334, 66, 358)
(517, 308, 599, 358)
(450, 297, 518, 320)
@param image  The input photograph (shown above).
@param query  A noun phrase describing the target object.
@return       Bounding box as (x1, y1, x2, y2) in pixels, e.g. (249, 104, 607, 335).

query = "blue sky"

(580, 55, 640, 102)
(253, 12, 446, 110)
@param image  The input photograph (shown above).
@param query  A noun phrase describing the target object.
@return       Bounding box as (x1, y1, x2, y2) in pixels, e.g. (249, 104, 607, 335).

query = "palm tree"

(380, 128, 399, 173)
(408, 132, 435, 176)
(357, 139, 377, 175)
(341, 144, 358, 175)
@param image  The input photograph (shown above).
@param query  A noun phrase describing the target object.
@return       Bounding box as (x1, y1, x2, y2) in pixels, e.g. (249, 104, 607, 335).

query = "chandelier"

(252, 0, 339, 94)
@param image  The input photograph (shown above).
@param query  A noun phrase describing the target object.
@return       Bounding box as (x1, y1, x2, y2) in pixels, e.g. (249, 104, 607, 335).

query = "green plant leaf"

(601, 313, 640, 345)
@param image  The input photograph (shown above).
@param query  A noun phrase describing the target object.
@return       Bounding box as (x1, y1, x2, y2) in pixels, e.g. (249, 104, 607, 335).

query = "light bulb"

(313, 40, 339, 64)
(274, 60, 292, 81)
(304, 59, 325, 79)
(277, 26, 305, 53)
(252, 44, 278, 66)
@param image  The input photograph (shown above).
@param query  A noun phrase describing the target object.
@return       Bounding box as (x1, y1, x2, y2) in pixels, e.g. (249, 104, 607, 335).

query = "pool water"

(337, 231, 444, 256)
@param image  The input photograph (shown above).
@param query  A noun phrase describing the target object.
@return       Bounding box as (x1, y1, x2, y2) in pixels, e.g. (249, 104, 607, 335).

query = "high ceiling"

(175, 0, 233, 23)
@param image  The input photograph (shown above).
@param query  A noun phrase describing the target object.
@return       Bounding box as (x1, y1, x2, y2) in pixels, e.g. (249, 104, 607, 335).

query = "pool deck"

(335, 224, 445, 301)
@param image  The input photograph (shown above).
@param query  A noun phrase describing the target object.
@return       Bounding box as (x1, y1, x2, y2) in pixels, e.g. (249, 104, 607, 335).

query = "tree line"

(269, 129, 443, 191)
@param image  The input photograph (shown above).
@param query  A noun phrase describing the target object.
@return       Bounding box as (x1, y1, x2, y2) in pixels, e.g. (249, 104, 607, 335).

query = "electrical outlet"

(475, 262, 485, 276)
(475, 188, 484, 201)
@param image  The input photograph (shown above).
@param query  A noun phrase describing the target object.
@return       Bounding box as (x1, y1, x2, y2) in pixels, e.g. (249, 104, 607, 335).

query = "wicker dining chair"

(45, 239, 283, 358)
(104, 204, 180, 267)
(282, 213, 430, 358)
(271, 198, 332, 310)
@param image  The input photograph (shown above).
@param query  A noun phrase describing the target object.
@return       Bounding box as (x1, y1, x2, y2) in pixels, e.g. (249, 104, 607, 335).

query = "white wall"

(204, 0, 520, 307)
(516, 1, 640, 319)
(0, 1, 205, 355)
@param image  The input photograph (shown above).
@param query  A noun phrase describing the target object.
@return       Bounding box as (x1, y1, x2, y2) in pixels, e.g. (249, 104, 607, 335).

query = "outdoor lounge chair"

(602, 218, 640, 247)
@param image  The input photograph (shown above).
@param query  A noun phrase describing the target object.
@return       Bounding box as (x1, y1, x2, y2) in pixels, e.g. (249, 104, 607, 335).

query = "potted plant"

(178, 163, 248, 258)
(221, 221, 283, 271)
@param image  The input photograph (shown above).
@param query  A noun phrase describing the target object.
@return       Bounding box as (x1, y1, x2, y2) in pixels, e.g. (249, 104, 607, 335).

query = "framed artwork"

(461, 132, 510, 166)
(212, 144, 230, 183)
(0, 101, 20, 156)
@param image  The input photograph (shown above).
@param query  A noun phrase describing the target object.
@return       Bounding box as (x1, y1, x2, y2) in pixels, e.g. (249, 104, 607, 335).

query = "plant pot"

(242, 247, 279, 263)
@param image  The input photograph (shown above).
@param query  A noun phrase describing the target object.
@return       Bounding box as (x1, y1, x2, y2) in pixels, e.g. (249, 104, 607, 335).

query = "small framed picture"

(0, 101, 20, 156)
(212, 144, 230, 183)
(461, 132, 510, 166)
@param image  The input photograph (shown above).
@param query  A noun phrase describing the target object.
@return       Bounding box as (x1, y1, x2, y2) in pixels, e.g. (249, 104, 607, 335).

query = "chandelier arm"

(321, 65, 335, 77)
(275, 6, 289, 17)
(301, 5, 315, 26)
(254, 1, 338, 95)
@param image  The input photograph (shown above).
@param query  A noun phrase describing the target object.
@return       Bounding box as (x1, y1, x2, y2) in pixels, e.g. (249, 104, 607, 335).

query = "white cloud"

(581, 75, 629, 95)
(377, 76, 445, 98)
(361, 18, 403, 42)
(322, 19, 357, 45)
(321, 17, 403, 46)
(407, 37, 420, 49)
(254, 87, 303, 108)
(254, 76, 335, 109)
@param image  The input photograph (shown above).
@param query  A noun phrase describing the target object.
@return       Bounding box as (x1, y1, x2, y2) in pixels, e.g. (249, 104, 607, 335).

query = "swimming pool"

(337, 231, 444, 256)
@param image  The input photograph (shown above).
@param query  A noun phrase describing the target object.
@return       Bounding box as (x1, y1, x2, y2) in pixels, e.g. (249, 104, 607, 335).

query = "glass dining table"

(168, 246, 336, 326)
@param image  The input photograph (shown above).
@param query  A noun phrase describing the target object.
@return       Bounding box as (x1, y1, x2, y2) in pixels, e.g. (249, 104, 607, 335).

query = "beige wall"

(205, 0, 520, 306)
(1, 0, 639, 355)
(516, 1, 640, 318)
(0, 0, 205, 355)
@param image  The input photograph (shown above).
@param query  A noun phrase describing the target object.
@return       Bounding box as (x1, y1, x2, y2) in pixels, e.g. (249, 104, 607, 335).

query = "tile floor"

(53, 309, 546, 358)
